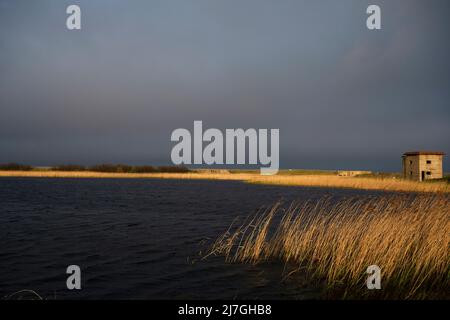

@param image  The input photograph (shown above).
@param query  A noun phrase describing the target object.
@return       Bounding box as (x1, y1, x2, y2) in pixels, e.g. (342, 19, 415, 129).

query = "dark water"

(0, 177, 387, 299)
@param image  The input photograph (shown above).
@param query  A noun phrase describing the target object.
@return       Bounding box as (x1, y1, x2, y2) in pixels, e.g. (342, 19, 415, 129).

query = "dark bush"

(131, 166, 157, 173)
(89, 164, 120, 173)
(0, 163, 33, 171)
(0, 162, 190, 173)
(52, 164, 86, 171)
(157, 165, 190, 173)
(85, 164, 189, 173)
(115, 164, 133, 173)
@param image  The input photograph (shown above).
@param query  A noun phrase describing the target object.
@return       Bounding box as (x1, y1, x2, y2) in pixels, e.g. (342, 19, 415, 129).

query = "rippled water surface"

(0, 177, 386, 299)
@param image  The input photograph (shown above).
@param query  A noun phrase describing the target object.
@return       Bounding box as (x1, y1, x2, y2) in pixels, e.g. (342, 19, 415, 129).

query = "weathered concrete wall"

(418, 154, 443, 180)
(403, 155, 420, 180)
(403, 154, 443, 181)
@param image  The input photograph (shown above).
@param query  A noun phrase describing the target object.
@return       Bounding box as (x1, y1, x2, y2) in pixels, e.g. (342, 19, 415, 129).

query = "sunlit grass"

(0, 170, 448, 193)
(247, 175, 450, 193)
(205, 195, 450, 299)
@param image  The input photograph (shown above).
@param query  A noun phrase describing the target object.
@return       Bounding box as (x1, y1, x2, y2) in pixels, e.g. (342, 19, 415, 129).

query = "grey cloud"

(0, 0, 449, 170)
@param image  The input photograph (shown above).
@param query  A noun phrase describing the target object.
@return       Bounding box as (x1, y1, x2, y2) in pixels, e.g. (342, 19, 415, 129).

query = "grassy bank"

(246, 175, 450, 193)
(0, 170, 448, 193)
(205, 195, 450, 299)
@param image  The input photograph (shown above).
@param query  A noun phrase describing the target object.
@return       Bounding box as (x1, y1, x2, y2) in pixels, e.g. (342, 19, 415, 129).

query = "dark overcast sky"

(0, 0, 449, 171)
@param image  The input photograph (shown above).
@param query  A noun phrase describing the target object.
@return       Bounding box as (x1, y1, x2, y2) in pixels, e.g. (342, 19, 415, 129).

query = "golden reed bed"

(205, 195, 450, 299)
(0, 170, 448, 193)
(247, 175, 450, 193)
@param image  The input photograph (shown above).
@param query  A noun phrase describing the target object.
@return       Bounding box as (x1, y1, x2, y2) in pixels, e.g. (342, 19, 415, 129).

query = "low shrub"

(52, 165, 86, 171)
(88, 164, 127, 173)
(130, 166, 157, 173)
(157, 165, 190, 173)
(0, 163, 33, 171)
(87, 164, 188, 173)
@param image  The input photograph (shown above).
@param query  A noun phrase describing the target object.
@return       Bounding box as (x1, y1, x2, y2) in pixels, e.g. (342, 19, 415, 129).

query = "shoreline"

(0, 170, 448, 193)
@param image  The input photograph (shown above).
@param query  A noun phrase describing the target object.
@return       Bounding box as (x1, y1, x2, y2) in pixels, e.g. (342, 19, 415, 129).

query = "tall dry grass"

(247, 175, 450, 193)
(0, 170, 448, 193)
(206, 195, 450, 299)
